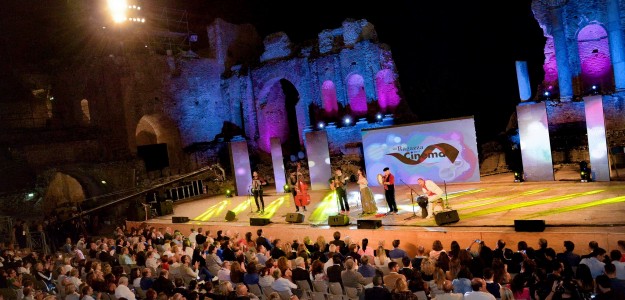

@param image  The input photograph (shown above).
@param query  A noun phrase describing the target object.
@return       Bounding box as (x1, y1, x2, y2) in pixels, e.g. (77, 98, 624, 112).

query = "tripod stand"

(400, 179, 420, 220)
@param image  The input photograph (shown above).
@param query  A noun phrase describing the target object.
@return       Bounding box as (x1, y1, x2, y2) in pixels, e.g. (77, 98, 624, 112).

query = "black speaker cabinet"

(127, 206, 147, 221)
(250, 218, 271, 226)
(434, 210, 460, 226)
(514, 220, 545, 232)
(285, 213, 304, 223)
(328, 215, 350, 226)
(172, 216, 189, 223)
(158, 200, 173, 215)
(357, 219, 382, 229)
(225, 210, 236, 222)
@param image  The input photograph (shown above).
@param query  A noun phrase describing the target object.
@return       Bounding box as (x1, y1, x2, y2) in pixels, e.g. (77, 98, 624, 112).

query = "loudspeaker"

(225, 210, 236, 222)
(285, 213, 304, 223)
(172, 216, 189, 223)
(514, 220, 545, 232)
(357, 219, 382, 229)
(127, 205, 146, 221)
(250, 218, 271, 226)
(328, 215, 350, 226)
(158, 200, 173, 215)
(434, 210, 460, 226)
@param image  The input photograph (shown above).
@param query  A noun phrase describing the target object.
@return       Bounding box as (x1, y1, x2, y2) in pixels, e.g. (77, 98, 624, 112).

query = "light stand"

(443, 181, 450, 209)
(400, 179, 419, 221)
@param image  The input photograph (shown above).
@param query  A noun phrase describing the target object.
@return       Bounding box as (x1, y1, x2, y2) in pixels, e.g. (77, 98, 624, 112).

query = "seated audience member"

(464, 278, 496, 300)
(383, 261, 406, 291)
(434, 280, 463, 300)
(357, 256, 376, 278)
(364, 275, 391, 300)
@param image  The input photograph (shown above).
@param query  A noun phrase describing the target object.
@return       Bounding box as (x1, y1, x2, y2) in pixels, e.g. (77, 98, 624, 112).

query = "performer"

(252, 171, 267, 213)
(417, 177, 444, 219)
(330, 169, 350, 214)
(357, 168, 378, 215)
(289, 168, 309, 212)
(382, 167, 398, 214)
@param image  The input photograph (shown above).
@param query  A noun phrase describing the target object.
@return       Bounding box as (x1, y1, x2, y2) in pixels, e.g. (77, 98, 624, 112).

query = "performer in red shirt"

(382, 167, 398, 214)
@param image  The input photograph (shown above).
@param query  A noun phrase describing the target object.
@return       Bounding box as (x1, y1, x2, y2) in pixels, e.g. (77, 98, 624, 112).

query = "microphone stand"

(248, 184, 254, 214)
(399, 179, 420, 221)
(443, 180, 450, 209)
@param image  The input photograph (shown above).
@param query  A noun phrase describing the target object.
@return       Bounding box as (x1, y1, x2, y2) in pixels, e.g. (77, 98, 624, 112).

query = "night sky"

(0, 0, 546, 144)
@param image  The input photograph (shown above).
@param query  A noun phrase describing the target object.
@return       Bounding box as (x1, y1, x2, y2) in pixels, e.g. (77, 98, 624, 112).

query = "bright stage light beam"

(108, 0, 128, 23)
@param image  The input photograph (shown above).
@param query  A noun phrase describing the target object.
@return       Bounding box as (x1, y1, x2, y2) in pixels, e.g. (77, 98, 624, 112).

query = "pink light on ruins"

(347, 74, 367, 115)
(577, 24, 612, 86)
(321, 80, 339, 115)
(258, 82, 289, 153)
(375, 69, 400, 111)
(543, 37, 559, 85)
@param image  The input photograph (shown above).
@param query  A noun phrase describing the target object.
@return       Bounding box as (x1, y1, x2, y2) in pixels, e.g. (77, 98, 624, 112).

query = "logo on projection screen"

(386, 143, 459, 165)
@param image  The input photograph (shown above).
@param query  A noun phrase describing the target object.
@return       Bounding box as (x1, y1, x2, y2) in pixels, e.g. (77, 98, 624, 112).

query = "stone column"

(607, 0, 625, 91)
(551, 7, 574, 101)
(516, 61, 532, 101)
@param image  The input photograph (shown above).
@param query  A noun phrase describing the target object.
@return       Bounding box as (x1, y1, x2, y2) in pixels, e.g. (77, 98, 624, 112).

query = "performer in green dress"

(357, 168, 378, 214)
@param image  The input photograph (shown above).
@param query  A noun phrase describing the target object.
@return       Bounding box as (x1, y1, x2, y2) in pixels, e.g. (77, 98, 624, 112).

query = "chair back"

(312, 281, 328, 293)
(247, 284, 264, 300)
(343, 286, 359, 300)
(277, 290, 292, 300)
(328, 282, 343, 295)
(262, 285, 276, 298)
(414, 290, 428, 300)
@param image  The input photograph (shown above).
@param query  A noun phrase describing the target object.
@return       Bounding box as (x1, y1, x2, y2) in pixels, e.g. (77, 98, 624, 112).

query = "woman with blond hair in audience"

(282, 241, 296, 260)
(420, 257, 437, 281)
(374, 246, 391, 268)
(314, 236, 328, 254)
(391, 277, 418, 300)
(428, 267, 448, 297)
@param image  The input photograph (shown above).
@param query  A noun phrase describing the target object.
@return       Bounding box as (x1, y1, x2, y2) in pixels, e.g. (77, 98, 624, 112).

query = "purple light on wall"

(375, 69, 400, 111)
(321, 80, 339, 115)
(347, 74, 367, 115)
(258, 82, 289, 153)
(577, 24, 612, 87)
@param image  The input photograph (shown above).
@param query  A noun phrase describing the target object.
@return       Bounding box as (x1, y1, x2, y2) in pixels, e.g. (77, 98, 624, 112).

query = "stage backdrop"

(361, 117, 480, 187)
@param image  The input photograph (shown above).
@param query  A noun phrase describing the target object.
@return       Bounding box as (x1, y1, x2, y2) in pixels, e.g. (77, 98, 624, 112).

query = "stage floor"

(127, 166, 625, 255)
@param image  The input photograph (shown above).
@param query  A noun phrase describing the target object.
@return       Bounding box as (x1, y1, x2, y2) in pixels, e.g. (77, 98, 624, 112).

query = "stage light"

(284, 185, 290, 192)
(27, 193, 34, 198)
(579, 161, 590, 182)
(108, 0, 128, 23)
(376, 113, 382, 120)
(318, 122, 325, 129)
(344, 117, 351, 125)
(514, 171, 523, 182)
(101, 180, 107, 184)
(225, 189, 233, 197)
(590, 85, 600, 95)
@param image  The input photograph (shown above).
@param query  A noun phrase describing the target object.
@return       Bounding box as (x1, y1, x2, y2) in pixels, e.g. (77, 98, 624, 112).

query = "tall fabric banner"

(517, 102, 555, 181)
(228, 139, 252, 196)
(270, 137, 287, 192)
(304, 131, 332, 190)
(584, 95, 610, 181)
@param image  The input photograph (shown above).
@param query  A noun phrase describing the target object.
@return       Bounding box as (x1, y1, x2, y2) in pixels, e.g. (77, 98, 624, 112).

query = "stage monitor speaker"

(225, 210, 236, 222)
(514, 219, 545, 232)
(434, 210, 460, 226)
(285, 213, 304, 223)
(357, 219, 382, 229)
(328, 215, 350, 226)
(172, 216, 189, 223)
(250, 218, 271, 226)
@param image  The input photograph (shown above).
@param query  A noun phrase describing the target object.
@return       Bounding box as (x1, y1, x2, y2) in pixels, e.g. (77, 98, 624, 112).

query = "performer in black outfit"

(252, 171, 267, 213)
(382, 167, 398, 214)
(330, 169, 350, 214)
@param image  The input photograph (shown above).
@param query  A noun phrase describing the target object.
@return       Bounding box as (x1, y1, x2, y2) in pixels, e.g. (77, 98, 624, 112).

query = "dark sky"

(0, 0, 546, 144)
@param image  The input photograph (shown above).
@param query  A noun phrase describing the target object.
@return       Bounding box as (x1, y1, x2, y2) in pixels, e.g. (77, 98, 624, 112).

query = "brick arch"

(321, 80, 339, 116)
(44, 172, 86, 215)
(346, 73, 367, 117)
(256, 78, 302, 154)
(577, 23, 614, 92)
(135, 114, 184, 169)
(375, 69, 400, 112)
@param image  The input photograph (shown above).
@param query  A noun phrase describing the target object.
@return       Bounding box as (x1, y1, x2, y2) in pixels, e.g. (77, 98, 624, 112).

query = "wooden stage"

(127, 167, 625, 256)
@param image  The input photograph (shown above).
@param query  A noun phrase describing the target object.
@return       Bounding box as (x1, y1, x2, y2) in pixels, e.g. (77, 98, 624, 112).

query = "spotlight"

(514, 171, 523, 183)
(590, 85, 600, 95)
(376, 113, 382, 120)
(225, 189, 233, 198)
(318, 122, 325, 129)
(284, 185, 290, 192)
(101, 180, 107, 184)
(579, 161, 591, 182)
(344, 117, 351, 125)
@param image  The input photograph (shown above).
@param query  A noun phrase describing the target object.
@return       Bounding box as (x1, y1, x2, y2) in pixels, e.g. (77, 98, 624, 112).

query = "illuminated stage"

(127, 167, 625, 255)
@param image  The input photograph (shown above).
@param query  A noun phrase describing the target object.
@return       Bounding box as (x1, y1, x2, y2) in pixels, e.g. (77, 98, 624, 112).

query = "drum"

(417, 195, 429, 208)
(377, 174, 384, 185)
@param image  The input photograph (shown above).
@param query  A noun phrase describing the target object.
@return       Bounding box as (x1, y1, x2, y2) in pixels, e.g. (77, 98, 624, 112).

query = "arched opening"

(80, 99, 91, 124)
(577, 24, 613, 93)
(44, 172, 86, 215)
(321, 80, 339, 117)
(135, 114, 184, 171)
(346, 74, 367, 117)
(257, 79, 301, 154)
(375, 69, 400, 112)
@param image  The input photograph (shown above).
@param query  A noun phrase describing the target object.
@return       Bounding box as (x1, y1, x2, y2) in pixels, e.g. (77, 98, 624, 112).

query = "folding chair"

(247, 284, 265, 300)
(312, 281, 328, 293)
(296, 280, 313, 300)
(328, 282, 343, 296)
